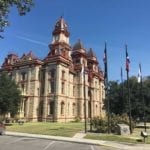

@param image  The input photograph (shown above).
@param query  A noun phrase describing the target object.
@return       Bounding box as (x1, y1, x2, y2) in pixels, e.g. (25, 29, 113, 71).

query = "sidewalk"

(5, 131, 150, 150)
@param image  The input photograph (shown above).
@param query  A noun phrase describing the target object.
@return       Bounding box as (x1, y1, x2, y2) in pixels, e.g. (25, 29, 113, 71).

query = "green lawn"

(85, 125, 150, 144)
(6, 122, 150, 144)
(6, 122, 84, 137)
(85, 134, 139, 143)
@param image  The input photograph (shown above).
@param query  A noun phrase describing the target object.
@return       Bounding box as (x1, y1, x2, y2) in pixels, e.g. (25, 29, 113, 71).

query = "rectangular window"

(73, 86, 75, 96)
(61, 102, 65, 115)
(21, 72, 26, 81)
(95, 81, 97, 87)
(50, 101, 54, 115)
(51, 69, 55, 78)
(62, 70, 65, 80)
(21, 84, 25, 93)
(61, 82, 65, 94)
(51, 81, 55, 93)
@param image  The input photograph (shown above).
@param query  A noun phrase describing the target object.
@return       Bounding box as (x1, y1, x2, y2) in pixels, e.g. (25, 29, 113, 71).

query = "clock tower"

(52, 16, 70, 44)
(45, 16, 71, 61)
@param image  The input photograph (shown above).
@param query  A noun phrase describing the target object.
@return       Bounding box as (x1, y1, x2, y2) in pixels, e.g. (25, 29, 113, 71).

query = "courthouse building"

(0, 17, 105, 122)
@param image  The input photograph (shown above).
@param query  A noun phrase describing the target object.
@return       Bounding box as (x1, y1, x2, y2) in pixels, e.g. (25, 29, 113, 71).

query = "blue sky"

(1, 0, 150, 81)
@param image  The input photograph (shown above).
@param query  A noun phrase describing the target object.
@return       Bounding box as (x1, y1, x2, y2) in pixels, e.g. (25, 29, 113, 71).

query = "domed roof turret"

(52, 16, 70, 37)
(72, 39, 85, 51)
(87, 48, 98, 63)
(87, 48, 96, 58)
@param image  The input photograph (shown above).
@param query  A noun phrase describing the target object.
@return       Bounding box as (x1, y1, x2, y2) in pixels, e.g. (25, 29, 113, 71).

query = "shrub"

(91, 113, 135, 133)
(71, 117, 81, 122)
(91, 116, 108, 133)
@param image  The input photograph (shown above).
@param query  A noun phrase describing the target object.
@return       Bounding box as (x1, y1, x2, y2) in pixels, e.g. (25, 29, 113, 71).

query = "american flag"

(103, 43, 107, 64)
(103, 42, 107, 80)
(126, 46, 130, 72)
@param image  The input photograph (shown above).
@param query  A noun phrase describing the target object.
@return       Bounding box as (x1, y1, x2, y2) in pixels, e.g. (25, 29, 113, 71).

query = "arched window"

(72, 103, 76, 116)
(96, 104, 98, 116)
(61, 101, 65, 115)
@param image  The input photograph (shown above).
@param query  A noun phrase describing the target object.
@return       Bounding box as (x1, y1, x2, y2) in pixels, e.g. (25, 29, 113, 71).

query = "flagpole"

(139, 63, 146, 132)
(83, 63, 87, 133)
(121, 67, 124, 113)
(125, 44, 132, 134)
(103, 42, 110, 134)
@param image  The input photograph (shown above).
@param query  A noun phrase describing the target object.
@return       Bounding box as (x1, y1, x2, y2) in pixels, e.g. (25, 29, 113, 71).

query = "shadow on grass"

(48, 127, 66, 131)
(136, 139, 143, 142)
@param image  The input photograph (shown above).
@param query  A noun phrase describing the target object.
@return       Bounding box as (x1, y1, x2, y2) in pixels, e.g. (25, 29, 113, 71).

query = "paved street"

(0, 135, 120, 150)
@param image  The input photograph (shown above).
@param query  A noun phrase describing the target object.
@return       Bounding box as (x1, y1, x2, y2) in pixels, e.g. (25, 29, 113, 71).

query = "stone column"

(32, 67, 40, 121)
(54, 65, 60, 121)
(27, 68, 31, 95)
(43, 68, 48, 122)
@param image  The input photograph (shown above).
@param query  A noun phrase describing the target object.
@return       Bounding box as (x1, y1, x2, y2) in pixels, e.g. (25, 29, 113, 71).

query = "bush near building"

(91, 113, 135, 133)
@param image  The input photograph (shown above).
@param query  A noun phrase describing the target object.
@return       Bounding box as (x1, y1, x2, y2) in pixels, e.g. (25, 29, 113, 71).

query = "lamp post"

(89, 70, 93, 132)
(83, 63, 87, 133)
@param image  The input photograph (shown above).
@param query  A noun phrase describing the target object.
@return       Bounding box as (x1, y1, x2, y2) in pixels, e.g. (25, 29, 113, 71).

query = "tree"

(105, 76, 150, 121)
(106, 80, 128, 115)
(143, 78, 150, 121)
(0, 73, 21, 117)
(0, 0, 34, 38)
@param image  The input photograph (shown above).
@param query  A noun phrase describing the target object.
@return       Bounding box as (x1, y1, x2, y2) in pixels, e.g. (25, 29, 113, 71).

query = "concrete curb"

(6, 131, 105, 145)
(5, 131, 150, 150)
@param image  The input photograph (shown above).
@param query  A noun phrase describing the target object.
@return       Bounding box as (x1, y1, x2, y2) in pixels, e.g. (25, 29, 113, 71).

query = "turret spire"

(52, 16, 70, 44)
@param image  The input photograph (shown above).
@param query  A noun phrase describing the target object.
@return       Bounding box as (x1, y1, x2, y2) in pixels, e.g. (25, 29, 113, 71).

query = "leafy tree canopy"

(105, 76, 150, 121)
(0, 0, 34, 38)
(0, 73, 21, 117)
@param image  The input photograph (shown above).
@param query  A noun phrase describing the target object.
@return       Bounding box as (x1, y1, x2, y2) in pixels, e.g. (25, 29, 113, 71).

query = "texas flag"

(138, 63, 142, 83)
(126, 47, 130, 72)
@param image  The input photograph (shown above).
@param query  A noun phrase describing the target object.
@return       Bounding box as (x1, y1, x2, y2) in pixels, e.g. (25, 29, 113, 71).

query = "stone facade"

(0, 17, 105, 122)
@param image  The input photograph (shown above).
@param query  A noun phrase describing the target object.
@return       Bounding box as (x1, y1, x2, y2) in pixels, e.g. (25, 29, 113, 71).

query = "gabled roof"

(20, 51, 37, 61)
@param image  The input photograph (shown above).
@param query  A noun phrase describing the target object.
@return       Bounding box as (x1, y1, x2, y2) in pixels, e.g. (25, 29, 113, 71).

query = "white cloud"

(15, 35, 47, 46)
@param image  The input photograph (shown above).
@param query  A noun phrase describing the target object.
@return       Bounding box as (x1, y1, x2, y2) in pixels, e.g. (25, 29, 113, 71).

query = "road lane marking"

(90, 145, 95, 150)
(6, 138, 24, 144)
(6, 137, 35, 144)
(43, 141, 56, 150)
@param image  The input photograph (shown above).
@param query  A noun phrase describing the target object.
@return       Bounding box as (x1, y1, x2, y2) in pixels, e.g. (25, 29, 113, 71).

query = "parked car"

(0, 121, 6, 135)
